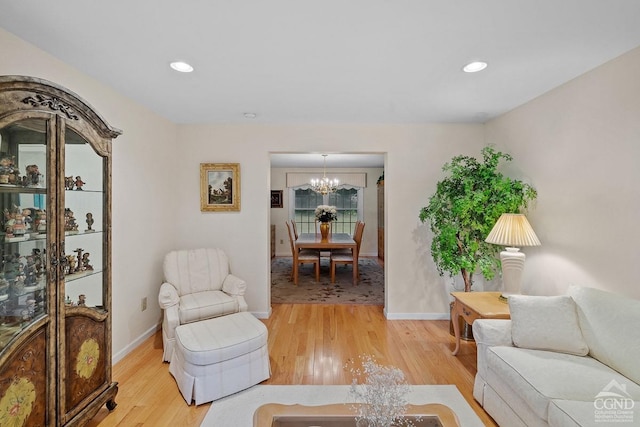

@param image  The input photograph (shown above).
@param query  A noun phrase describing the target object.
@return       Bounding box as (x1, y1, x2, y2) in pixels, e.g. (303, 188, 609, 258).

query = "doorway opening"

(269, 153, 386, 306)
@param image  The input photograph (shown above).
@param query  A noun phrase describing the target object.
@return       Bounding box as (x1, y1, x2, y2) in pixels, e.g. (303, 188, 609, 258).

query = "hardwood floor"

(88, 304, 497, 426)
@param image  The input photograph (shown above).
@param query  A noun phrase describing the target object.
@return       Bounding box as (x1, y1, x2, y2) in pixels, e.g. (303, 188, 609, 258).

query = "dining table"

(294, 232, 358, 285)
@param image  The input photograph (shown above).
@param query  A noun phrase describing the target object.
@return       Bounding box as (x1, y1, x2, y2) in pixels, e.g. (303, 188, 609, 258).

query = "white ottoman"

(169, 312, 271, 405)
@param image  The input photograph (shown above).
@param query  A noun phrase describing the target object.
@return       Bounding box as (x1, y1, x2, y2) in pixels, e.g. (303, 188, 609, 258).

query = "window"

(290, 187, 363, 234)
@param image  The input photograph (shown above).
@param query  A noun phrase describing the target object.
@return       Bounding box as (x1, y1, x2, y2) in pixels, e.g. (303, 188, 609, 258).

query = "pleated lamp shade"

(485, 213, 541, 247)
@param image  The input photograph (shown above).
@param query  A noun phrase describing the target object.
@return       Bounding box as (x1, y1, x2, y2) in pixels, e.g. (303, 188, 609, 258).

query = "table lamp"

(485, 213, 541, 300)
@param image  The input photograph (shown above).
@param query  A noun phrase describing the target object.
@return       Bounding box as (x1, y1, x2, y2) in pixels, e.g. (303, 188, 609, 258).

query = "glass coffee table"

(254, 403, 460, 427)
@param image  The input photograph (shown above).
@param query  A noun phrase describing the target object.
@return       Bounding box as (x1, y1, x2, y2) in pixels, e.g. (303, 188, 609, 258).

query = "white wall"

(5, 26, 485, 354)
(173, 124, 484, 318)
(486, 46, 640, 300)
(8, 24, 638, 361)
(270, 166, 383, 257)
(0, 28, 180, 360)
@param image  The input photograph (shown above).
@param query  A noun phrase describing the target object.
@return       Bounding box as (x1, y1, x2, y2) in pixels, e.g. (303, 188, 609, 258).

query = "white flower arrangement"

(346, 355, 417, 427)
(315, 205, 337, 223)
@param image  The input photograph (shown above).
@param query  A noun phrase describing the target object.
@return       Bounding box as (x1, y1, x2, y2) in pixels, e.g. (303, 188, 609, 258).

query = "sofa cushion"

(179, 290, 238, 324)
(568, 285, 640, 385)
(486, 346, 640, 421)
(509, 295, 588, 356)
(549, 398, 639, 427)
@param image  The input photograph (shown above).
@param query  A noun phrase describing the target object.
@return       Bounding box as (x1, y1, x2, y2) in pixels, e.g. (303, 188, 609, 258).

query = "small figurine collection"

(65, 208, 79, 234)
(65, 294, 87, 307)
(2, 205, 94, 242)
(0, 156, 95, 319)
(0, 244, 96, 316)
(0, 155, 86, 191)
(63, 247, 93, 276)
(64, 175, 85, 191)
(2, 205, 46, 242)
(0, 156, 44, 188)
(0, 248, 47, 320)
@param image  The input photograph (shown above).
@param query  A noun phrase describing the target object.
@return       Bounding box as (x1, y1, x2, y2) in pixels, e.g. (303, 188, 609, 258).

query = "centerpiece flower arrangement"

(315, 205, 337, 223)
(346, 355, 417, 427)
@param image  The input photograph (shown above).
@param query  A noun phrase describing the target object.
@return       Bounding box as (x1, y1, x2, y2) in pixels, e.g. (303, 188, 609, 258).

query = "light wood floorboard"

(88, 304, 496, 426)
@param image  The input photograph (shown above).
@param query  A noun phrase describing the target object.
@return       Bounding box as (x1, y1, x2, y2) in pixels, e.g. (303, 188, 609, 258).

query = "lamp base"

(500, 247, 526, 296)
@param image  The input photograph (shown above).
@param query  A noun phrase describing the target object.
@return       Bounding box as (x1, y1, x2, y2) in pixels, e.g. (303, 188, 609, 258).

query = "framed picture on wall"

(270, 190, 283, 208)
(200, 163, 241, 212)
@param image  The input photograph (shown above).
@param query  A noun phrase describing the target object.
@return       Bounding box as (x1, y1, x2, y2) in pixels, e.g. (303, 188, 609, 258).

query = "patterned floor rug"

(271, 257, 384, 305)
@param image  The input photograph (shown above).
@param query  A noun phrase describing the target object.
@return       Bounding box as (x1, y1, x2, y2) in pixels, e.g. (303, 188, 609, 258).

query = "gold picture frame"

(200, 163, 241, 212)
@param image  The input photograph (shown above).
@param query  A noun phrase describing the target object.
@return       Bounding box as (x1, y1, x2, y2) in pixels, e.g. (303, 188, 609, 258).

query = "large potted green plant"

(419, 146, 537, 336)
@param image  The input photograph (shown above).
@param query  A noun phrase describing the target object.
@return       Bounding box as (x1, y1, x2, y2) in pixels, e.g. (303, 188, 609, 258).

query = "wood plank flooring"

(88, 304, 496, 426)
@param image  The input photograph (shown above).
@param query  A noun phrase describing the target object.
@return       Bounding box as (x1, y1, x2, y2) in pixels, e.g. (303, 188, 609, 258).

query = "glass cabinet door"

(63, 127, 105, 311)
(0, 118, 49, 352)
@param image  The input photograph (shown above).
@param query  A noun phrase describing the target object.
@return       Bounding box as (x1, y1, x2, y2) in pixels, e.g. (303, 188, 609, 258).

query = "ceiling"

(2, 1, 640, 128)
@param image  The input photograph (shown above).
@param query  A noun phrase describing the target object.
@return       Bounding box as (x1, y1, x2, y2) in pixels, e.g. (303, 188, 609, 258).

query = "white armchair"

(158, 248, 248, 362)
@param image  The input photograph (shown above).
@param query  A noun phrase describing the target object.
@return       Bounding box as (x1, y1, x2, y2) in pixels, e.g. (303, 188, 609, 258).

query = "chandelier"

(310, 154, 339, 195)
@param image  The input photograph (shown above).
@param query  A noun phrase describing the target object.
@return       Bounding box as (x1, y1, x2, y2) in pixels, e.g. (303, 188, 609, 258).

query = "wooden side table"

(450, 292, 510, 355)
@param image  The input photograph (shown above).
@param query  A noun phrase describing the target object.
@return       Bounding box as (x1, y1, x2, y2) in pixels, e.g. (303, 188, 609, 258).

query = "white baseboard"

(112, 323, 161, 364)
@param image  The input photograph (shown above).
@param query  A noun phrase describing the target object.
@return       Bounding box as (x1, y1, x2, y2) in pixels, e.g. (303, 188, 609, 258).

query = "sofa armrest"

(473, 319, 513, 347)
(222, 274, 247, 296)
(473, 319, 513, 381)
(158, 282, 179, 309)
(162, 304, 180, 338)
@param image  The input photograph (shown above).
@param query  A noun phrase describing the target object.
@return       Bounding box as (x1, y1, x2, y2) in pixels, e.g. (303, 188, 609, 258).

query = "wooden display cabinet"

(0, 76, 121, 426)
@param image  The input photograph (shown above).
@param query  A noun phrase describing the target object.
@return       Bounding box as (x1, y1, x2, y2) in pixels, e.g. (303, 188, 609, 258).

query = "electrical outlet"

(141, 297, 147, 312)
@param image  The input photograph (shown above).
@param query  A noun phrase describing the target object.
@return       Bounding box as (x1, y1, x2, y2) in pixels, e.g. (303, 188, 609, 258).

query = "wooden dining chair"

(286, 221, 320, 285)
(330, 221, 365, 285)
(354, 220, 362, 235)
(331, 221, 361, 256)
(291, 219, 299, 240)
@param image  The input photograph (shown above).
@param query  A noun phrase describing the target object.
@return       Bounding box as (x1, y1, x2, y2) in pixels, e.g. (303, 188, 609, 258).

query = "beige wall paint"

(174, 124, 484, 318)
(270, 166, 383, 257)
(1, 23, 485, 355)
(486, 46, 640, 300)
(0, 28, 179, 360)
(5, 23, 638, 360)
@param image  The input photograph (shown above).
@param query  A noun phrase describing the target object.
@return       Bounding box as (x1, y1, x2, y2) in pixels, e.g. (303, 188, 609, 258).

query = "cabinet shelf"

(65, 189, 103, 194)
(64, 269, 102, 283)
(1, 234, 47, 244)
(0, 185, 46, 194)
(1, 230, 104, 246)
(0, 187, 103, 195)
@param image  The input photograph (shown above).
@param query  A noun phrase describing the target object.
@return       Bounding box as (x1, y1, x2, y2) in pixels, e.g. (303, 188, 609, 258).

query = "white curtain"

(288, 186, 364, 222)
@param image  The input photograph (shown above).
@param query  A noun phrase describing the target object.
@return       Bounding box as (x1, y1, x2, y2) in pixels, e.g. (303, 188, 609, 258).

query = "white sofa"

(473, 285, 640, 427)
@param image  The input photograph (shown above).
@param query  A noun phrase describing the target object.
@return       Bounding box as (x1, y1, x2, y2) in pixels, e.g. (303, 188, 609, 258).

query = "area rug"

(200, 385, 484, 426)
(271, 257, 384, 305)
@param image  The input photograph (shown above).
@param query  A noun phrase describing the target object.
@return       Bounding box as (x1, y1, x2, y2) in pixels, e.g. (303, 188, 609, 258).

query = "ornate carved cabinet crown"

(0, 76, 121, 426)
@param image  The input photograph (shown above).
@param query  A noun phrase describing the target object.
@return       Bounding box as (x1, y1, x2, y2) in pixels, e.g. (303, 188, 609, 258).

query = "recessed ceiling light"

(170, 61, 194, 73)
(243, 112, 257, 119)
(463, 61, 488, 73)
